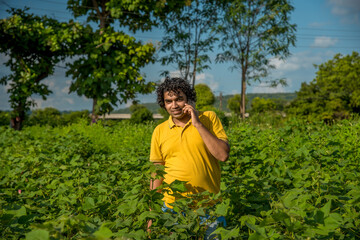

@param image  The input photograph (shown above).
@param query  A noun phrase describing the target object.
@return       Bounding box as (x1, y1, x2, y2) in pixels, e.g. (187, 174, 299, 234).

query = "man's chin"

(172, 112, 185, 119)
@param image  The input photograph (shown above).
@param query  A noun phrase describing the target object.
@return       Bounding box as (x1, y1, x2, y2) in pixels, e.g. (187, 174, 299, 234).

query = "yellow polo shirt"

(150, 111, 228, 207)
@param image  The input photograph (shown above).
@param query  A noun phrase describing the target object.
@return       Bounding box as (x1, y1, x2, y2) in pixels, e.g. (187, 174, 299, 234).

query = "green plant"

(0, 119, 359, 239)
(130, 104, 154, 124)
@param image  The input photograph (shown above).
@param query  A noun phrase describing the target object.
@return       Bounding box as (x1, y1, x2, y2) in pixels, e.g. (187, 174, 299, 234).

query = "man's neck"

(172, 114, 191, 128)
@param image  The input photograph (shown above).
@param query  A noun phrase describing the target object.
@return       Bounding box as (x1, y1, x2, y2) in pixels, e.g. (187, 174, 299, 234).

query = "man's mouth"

(172, 109, 183, 115)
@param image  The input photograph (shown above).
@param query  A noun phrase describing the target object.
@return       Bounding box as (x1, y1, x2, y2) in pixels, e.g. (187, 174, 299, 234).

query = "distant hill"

(214, 92, 297, 112)
(113, 92, 297, 113)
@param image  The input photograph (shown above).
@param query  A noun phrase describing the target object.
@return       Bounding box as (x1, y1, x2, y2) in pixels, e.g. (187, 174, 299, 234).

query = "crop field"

(0, 119, 359, 239)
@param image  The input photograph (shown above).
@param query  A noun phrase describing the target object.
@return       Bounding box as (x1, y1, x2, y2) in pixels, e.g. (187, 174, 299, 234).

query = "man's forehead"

(164, 89, 185, 97)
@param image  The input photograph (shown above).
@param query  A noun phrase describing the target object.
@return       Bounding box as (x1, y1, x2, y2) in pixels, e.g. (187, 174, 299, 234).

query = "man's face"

(164, 90, 188, 120)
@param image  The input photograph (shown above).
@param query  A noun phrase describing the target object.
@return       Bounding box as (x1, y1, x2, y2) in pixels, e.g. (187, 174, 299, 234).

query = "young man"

(148, 77, 229, 235)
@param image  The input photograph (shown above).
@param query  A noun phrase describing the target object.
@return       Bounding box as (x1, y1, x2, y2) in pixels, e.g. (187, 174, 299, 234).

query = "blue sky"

(0, 0, 359, 111)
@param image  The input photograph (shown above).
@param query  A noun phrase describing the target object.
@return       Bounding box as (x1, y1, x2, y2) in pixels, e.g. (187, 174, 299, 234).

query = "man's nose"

(171, 101, 178, 108)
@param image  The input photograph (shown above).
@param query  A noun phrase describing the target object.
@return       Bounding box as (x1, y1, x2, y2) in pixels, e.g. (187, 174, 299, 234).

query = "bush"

(0, 111, 11, 127)
(62, 110, 91, 125)
(251, 97, 275, 113)
(195, 84, 215, 109)
(130, 104, 154, 124)
(28, 107, 62, 127)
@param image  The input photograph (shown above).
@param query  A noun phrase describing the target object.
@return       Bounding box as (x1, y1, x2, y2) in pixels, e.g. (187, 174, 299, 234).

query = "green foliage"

(0, 111, 11, 126)
(251, 97, 276, 113)
(227, 94, 248, 115)
(216, 0, 296, 118)
(194, 83, 215, 110)
(158, 108, 170, 119)
(67, 0, 189, 33)
(66, 0, 190, 116)
(0, 8, 82, 130)
(27, 108, 90, 127)
(130, 104, 154, 124)
(66, 27, 156, 115)
(160, 0, 223, 86)
(62, 110, 91, 125)
(27, 107, 62, 127)
(288, 52, 360, 122)
(1, 120, 359, 239)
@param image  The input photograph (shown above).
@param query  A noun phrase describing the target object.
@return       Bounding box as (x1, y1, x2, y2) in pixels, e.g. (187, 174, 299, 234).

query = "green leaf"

(93, 225, 113, 239)
(82, 197, 96, 210)
(138, 211, 158, 222)
(215, 199, 229, 216)
(212, 227, 240, 240)
(25, 229, 49, 240)
(103, 42, 112, 51)
(321, 200, 331, 218)
(246, 222, 267, 238)
(5, 205, 27, 217)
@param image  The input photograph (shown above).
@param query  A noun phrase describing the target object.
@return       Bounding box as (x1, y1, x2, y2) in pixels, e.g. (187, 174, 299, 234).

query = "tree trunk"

(241, 69, 247, 120)
(90, 0, 109, 124)
(10, 106, 25, 130)
(10, 117, 23, 130)
(91, 98, 98, 124)
(192, 49, 198, 88)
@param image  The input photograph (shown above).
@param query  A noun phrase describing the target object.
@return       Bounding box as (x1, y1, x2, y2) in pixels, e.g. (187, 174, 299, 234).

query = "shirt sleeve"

(150, 126, 165, 163)
(206, 111, 228, 143)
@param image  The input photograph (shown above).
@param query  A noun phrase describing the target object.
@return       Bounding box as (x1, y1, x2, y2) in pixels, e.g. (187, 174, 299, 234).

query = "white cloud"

(43, 78, 56, 89)
(311, 36, 338, 48)
(231, 89, 240, 95)
(250, 82, 287, 94)
(61, 86, 69, 94)
(169, 71, 182, 78)
(270, 51, 327, 76)
(65, 98, 74, 105)
(328, 0, 360, 24)
(196, 73, 219, 91)
(253, 51, 337, 93)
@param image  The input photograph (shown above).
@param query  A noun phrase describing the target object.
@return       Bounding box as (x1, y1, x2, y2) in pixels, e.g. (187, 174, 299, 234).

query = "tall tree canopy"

(0, 8, 81, 130)
(66, 0, 189, 119)
(288, 52, 360, 121)
(194, 83, 215, 110)
(160, 0, 223, 87)
(216, 0, 296, 119)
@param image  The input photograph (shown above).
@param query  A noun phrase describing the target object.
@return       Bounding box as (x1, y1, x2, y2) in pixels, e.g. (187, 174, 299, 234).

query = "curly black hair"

(156, 77, 196, 109)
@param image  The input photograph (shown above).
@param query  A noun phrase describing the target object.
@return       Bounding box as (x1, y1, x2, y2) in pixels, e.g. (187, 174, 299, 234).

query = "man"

(148, 77, 229, 236)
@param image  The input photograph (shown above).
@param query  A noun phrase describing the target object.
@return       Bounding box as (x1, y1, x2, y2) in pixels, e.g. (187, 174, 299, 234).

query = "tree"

(251, 97, 275, 113)
(287, 52, 360, 121)
(0, 8, 81, 130)
(227, 94, 248, 115)
(216, 0, 296, 119)
(160, 0, 223, 87)
(66, 0, 189, 120)
(66, 27, 156, 118)
(194, 83, 215, 110)
(129, 102, 153, 124)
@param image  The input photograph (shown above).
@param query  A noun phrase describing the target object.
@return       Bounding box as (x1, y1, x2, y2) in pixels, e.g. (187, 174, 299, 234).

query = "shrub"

(0, 111, 11, 126)
(130, 104, 154, 124)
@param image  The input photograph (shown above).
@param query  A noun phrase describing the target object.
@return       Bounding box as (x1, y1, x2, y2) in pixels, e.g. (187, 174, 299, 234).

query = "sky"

(0, 0, 359, 111)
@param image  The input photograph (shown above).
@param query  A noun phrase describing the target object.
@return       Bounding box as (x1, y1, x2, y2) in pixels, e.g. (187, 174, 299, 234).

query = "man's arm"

(150, 162, 165, 191)
(183, 104, 230, 162)
(148, 162, 164, 232)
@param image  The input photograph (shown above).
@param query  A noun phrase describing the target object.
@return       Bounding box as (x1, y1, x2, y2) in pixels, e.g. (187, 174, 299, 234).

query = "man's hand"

(183, 103, 201, 127)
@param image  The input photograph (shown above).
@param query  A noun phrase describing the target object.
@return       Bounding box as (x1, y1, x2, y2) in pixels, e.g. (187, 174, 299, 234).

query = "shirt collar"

(168, 115, 176, 129)
(168, 112, 203, 129)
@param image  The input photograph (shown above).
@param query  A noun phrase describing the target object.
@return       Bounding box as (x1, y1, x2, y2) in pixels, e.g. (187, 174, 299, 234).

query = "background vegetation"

(0, 118, 359, 239)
